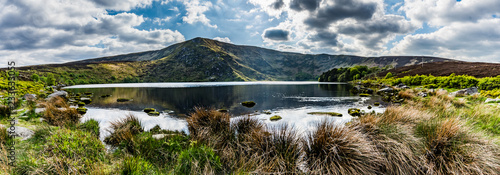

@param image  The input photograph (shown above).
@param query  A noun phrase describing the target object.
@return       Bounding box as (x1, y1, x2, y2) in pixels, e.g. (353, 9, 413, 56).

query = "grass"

(308, 112, 343, 117)
(78, 119, 100, 137)
(104, 114, 144, 152)
(41, 97, 81, 127)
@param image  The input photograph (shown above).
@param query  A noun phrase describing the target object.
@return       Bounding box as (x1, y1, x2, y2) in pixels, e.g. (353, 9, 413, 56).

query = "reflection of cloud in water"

(283, 96, 367, 102)
(83, 104, 386, 140)
(81, 108, 188, 141)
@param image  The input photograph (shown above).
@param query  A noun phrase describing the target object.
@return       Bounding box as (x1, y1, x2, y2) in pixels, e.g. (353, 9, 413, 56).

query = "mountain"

(19, 37, 454, 82)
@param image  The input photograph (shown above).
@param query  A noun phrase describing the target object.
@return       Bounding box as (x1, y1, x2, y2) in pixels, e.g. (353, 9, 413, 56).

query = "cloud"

(290, 0, 321, 12)
(182, 0, 217, 28)
(390, 18, 500, 62)
(0, 0, 185, 66)
(152, 17, 172, 25)
(263, 28, 290, 41)
(271, 0, 285, 9)
(89, 0, 155, 11)
(403, 0, 500, 27)
(213, 37, 232, 43)
(304, 0, 377, 29)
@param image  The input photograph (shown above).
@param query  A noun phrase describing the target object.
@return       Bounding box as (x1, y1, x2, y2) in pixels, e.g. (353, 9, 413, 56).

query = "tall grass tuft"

(120, 156, 158, 175)
(415, 118, 500, 174)
(42, 98, 80, 127)
(303, 120, 382, 174)
(78, 119, 100, 137)
(174, 145, 223, 174)
(104, 114, 143, 153)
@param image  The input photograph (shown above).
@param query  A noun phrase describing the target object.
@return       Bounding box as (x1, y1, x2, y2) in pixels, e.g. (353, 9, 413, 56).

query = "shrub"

(31, 74, 39, 82)
(385, 72, 393, 79)
(174, 145, 223, 174)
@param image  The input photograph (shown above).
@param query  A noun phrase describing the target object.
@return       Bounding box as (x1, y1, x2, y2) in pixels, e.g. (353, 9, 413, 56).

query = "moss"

(241, 101, 256, 108)
(143, 108, 156, 113)
(367, 105, 372, 109)
(348, 108, 361, 116)
(270, 115, 282, 121)
(359, 93, 371, 97)
(374, 102, 380, 106)
(308, 112, 343, 117)
(78, 102, 86, 107)
(148, 111, 160, 116)
(77, 107, 87, 115)
(117, 98, 133, 102)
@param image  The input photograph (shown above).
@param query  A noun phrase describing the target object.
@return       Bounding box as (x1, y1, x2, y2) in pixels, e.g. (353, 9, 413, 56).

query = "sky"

(1, 0, 499, 66)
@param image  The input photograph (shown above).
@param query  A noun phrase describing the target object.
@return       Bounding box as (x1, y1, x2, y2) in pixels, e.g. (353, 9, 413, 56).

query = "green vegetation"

(143, 108, 156, 113)
(307, 112, 343, 117)
(148, 112, 160, 116)
(318, 65, 390, 82)
(117, 98, 133, 102)
(78, 119, 100, 137)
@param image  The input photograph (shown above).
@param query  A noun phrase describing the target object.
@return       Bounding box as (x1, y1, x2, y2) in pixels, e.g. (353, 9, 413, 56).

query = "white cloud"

(403, 0, 500, 27)
(212, 37, 232, 43)
(182, 0, 217, 28)
(0, 0, 185, 66)
(390, 19, 500, 62)
(152, 17, 172, 25)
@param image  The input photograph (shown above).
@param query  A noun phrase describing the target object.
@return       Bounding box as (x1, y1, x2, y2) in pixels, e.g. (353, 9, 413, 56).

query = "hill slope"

(378, 61, 500, 78)
(18, 37, 454, 83)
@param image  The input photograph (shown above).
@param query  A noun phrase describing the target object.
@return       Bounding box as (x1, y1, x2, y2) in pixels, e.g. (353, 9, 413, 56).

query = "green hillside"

(14, 37, 453, 84)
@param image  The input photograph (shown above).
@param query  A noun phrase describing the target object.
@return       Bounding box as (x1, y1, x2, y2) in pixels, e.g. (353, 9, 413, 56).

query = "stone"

(451, 87, 479, 96)
(46, 90, 68, 100)
(1, 124, 34, 141)
(417, 92, 428, 97)
(485, 98, 500, 103)
(377, 87, 394, 95)
(23, 94, 37, 101)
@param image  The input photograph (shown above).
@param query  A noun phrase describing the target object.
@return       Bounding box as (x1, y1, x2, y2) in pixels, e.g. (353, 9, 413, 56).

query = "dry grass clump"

(399, 89, 416, 99)
(42, 99, 80, 127)
(187, 107, 234, 149)
(104, 114, 143, 151)
(47, 96, 69, 108)
(303, 120, 382, 174)
(415, 118, 500, 174)
(379, 106, 433, 125)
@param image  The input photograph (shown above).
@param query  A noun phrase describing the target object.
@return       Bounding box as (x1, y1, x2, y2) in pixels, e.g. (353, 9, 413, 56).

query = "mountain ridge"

(17, 37, 456, 83)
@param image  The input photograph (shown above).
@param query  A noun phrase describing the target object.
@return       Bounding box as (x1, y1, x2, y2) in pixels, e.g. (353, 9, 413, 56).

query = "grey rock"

(451, 87, 479, 96)
(46, 90, 68, 100)
(418, 92, 428, 97)
(35, 108, 46, 113)
(485, 98, 500, 103)
(1, 124, 34, 141)
(377, 87, 394, 94)
(24, 94, 37, 101)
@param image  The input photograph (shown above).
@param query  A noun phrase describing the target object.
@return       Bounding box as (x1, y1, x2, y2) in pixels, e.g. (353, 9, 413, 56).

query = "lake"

(64, 81, 385, 140)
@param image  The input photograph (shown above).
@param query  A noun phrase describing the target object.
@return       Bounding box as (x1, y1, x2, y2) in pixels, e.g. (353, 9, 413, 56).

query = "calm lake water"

(64, 81, 385, 140)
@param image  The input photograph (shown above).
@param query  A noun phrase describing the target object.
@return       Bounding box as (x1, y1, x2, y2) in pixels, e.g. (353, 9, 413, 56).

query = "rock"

(76, 107, 87, 115)
(218, 109, 228, 113)
(451, 87, 479, 96)
(377, 87, 394, 94)
(80, 98, 92, 104)
(262, 110, 272, 115)
(1, 124, 34, 141)
(396, 83, 410, 89)
(308, 112, 343, 117)
(374, 102, 380, 106)
(367, 105, 372, 109)
(100, 94, 112, 98)
(148, 111, 160, 116)
(152, 134, 168, 140)
(117, 98, 132, 102)
(23, 94, 37, 101)
(78, 102, 86, 107)
(46, 90, 68, 100)
(485, 98, 500, 103)
(359, 93, 371, 97)
(35, 108, 46, 114)
(348, 108, 361, 116)
(241, 101, 256, 108)
(417, 92, 428, 97)
(143, 108, 156, 113)
(270, 115, 282, 121)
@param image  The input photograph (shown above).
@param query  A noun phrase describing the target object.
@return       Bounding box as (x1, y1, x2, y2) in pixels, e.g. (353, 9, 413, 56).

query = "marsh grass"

(120, 156, 158, 175)
(303, 120, 382, 174)
(42, 97, 80, 127)
(104, 114, 144, 152)
(78, 119, 100, 137)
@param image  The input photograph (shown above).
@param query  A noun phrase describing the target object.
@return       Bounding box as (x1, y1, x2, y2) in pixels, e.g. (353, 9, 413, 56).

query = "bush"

(385, 72, 393, 79)
(174, 145, 223, 174)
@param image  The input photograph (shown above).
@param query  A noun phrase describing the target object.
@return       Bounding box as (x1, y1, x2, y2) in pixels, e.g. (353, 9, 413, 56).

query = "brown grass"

(104, 114, 143, 152)
(42, 99, 80, 127)
(399, 89, 416, 99)
(303, 120, 382, 174)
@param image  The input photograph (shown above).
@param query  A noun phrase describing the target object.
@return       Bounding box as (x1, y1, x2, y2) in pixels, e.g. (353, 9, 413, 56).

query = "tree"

(31, 74, 40, 82)
(46, 73, 56, 86)
(385, 72, 393, 79)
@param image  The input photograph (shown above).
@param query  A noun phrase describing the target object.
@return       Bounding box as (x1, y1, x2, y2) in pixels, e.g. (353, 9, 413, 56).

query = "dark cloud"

(304, 0, 377, 29)
(290, 0, 321, 12)
(337, 16, 415, 35)
(309, 31, 338, 46)
(263, 29, 290, 41)
(271, 0, 285, 9)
